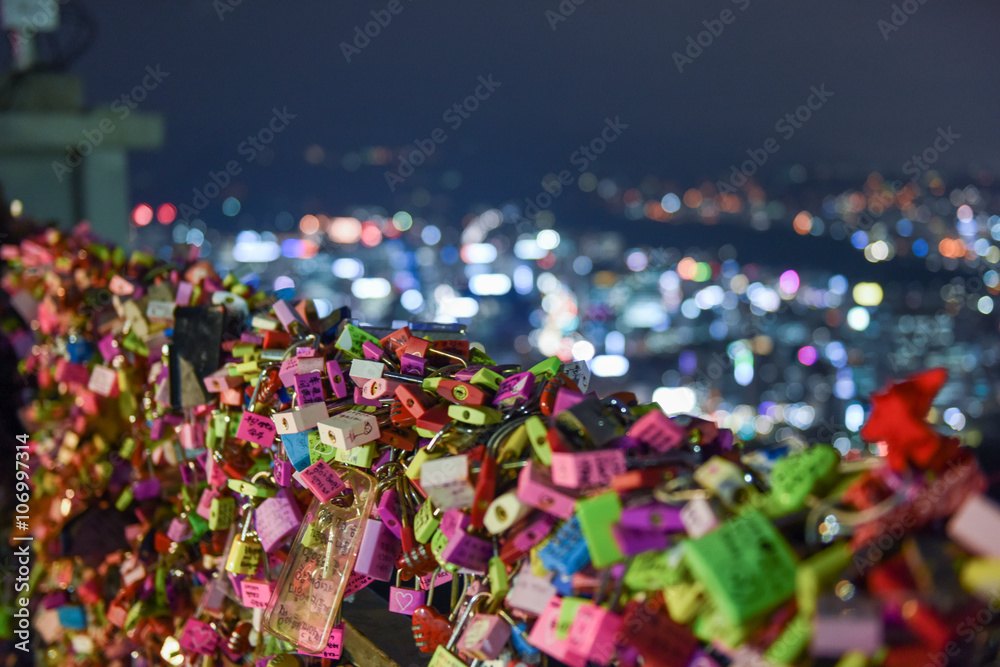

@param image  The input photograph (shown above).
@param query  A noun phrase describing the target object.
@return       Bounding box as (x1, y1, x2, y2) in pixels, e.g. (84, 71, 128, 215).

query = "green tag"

(575, 491, 625, 569)
(683, 510, 797, 625)
(120, 437, 137, 459)
(555, 596, 587, 640)
(187, 512, 209, 539)
(528, 356, 562, 379)
(115, 486, 134, 511)
(335, 323, 381, 358)
(767, 445, 840, 516)
(121, 330, 148, 356)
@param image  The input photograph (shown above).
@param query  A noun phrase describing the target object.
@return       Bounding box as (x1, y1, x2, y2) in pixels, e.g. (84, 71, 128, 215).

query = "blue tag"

(57, 605, 87, 630)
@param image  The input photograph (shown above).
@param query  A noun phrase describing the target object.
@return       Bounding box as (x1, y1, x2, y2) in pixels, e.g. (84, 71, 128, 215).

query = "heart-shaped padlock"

(412, 606, 454, 653)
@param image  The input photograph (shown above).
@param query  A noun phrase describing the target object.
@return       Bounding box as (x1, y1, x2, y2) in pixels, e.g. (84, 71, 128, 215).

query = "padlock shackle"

(446, 591, 492, 651)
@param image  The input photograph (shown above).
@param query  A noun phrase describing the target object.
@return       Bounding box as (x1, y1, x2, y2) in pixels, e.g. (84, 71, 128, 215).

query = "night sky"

(46, 0, 1000, 272)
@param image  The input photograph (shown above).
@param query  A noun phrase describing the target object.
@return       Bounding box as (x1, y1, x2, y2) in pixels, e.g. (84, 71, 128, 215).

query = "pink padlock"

(439, 509, 471, 539)
(255, 489, 303, 552)
(458, 612, 513, 660)
(273, 457, 292, 487)
(680, 497, 719, 538)
(506, 571, 557, 615)
(399, 353, 429, 376)
(167, 517, 193, 543)
(293, 371, 325, 407)
(272, 299, 305, 331)
(516, 459, 580, 519)
(278, 357, 300, 387)
(353, 385, 382, 407)
(325, 360, 348, 399)
(566, 602, 622, 666)
(388, 583, 426, 615)
(550, 449, 626, 489)
(363, 377, 401, 401)
(494, 371, 535, 408)
(551, 387, 586, 422)
(178, 618, 220, 655)
(526, 597, 588, 667)
(353, 518, 401, 581)
(627, 409, 686, 452)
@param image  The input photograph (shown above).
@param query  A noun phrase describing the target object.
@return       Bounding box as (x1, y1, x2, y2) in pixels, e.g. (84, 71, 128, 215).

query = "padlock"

(389, 569, 427, 615)
(209, 495, 236, 531)
(422, 454, 476, 510)
(325, 359, 348, 399)
(353, 518, 401, 581)
(428, 591, 492, 667)
(412, 570, 455, 653)
(457, 597, 512, 660)
(493, 371, 535, 408)
(225, 504, 264, 575)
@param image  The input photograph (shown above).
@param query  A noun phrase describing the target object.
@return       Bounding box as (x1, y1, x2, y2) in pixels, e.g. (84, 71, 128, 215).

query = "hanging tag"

(263, 465, 377, 654)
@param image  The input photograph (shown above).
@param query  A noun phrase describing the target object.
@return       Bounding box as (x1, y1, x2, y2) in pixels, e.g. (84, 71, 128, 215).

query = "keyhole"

(495, 506, 507, 522)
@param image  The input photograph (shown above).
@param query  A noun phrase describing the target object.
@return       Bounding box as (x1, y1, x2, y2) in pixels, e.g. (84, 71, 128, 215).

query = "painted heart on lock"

(411, 606, 454, 653)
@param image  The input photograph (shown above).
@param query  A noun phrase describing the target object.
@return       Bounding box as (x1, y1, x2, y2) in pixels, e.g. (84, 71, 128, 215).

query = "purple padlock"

(551, 387, 586, 420)
(361, 340, 384, 361)
(133, 478, 161, 500)
(612, 524, 670, 557)
(167, 517, 194, 543)
(399, 353, 428, 377)
(377, 489, 403, 539)
(619, 502, 685, 533)
(273, 457, 292, 487)
(353, 518, 401, 581)
(440, 531, 492, 573)
(493, 371, 535, 408)
(439, 509, 471, 539)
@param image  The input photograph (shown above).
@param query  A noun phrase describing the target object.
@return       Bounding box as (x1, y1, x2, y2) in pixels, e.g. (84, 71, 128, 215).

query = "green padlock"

(524, 416, 552, 466)
(447, 404, 501, 426)
(767, 444, 840, 516)
(413, 501, 441, 544)
(469, 368, 504, 390)
(528, 356, 562, 379)
(575, 491, 625, 569)
(209, 496, 236, 530)
(335, 323, 382, 358)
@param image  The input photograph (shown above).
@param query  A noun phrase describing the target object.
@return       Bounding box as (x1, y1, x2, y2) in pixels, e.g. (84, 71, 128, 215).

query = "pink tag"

(507, 572, 557, 616)
(295, 346, 317, 357)
(294, 371, 325, 407)
(420, 568, 453, 590)
(87, 365, 119, 397)
(240, 578, 275, 609)
(255, 489, 303, 552)
(236, 411, 277, 447)
(388, 586, 426, 615)
(175, 281, 193, 306)
(299, 460, 347, 502)
(303, 623, 345, 659)
(179, 619, 220, 655)
(627, 410, 686, 452)
(108, 274, 135, 296)
(325, 360, 348, 398)
(550, 450, 626, 489)
(279, 358, 300, 387)
(167, 517, 193, 543)
(344, 571, 374, 597)
(204, 368, 241, 393)
(947, 494, 1000, 557)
